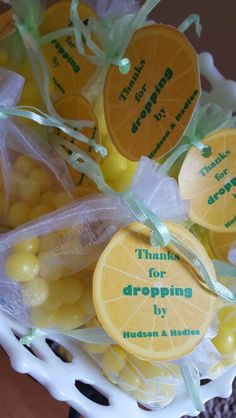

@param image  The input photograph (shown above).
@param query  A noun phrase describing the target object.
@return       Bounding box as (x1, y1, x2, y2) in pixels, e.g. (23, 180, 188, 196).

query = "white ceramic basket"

(0, 308, 236, 418)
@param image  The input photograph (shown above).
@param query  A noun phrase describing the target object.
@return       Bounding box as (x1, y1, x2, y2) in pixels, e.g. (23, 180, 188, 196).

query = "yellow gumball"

(213, 329, 236, 354)
(31, 306, 56, 328)
(40, 191, 57, 207)
(54, 192, 72, 209)
(80, 288, 94, 316)
(84, 343, 109, 355)
(134, 382, 155, 403)
(21, 277, 49, 307)
(5, 252, 39, 282)
(102, 345, 127, 374)
(7, 201, 31, 227)
(30, 204, 53, 220)
(10, 172, 26, 198)
(119, 363, 141, 391)
(20, 178, 41, 205)
(131, 357, 169, 379)
(55, 303, 85, 330)
(39, 253, 63, 281)
(101, 154, 127, 181)
(30, 168, 54, 192)
(219, 306, 236, 329)
(43, 280, 65, 310)
(14, 155, 37, 175)
(60, 277, 83, 304)
(39, 232, 59, 253)
(12, 237, 40, 254)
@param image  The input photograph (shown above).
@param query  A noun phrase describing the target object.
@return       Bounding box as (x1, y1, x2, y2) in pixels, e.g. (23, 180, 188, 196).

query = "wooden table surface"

(0, 347, 69, 418)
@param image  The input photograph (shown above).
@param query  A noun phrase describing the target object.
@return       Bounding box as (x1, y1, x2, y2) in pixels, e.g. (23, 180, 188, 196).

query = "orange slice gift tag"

(179, 129, 236, 232)
(104, 24, 200, 161)
(93, 222, 217, 362)
(40, 1, 97, 100)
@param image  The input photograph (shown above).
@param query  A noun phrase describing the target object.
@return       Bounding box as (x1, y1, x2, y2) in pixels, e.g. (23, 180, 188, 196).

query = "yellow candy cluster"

(5, 233, 94, 330)
(95, 100, 137, 192)
(209, 305, 236, 377)
(0, 155, 72, 227)
(84, 317, 177, 406)
(213, 305, 236, 355)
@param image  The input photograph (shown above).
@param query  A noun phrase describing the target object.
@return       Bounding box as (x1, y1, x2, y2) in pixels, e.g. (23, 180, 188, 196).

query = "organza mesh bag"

(0, 68, 74, 228)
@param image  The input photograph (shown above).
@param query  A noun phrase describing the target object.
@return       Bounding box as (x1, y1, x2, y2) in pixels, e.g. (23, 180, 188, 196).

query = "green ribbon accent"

(20, 327, 114, 348)
(123, 191, 171, 247)
(70, 0, 161, 73)
(158, 104, 236, 176)
(14, 23, 107, 157)
(180, 362, 205, 412)
(178, 14, 202, 37)
(0, 105, 106, 156)
(52, 135, 172, 248)
(172, 235, 236, 303)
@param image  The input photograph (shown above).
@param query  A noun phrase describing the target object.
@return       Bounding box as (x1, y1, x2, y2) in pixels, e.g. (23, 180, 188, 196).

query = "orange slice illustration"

(104, 24, 200, 161)
(40, 1, 97, 98)
(93, 222, 217, 362)
(179, 129, 236, 232)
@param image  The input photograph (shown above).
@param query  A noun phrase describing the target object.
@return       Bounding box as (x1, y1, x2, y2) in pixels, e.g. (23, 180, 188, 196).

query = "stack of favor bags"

(0, 0, 235, 412)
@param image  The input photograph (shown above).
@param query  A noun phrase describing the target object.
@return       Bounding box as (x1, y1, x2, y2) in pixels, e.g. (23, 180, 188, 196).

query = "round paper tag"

(93, 222, 217, 362)
(54, 93, 100, 187)
(179, 129, 236, 232)
(104, 24, 200, 161)
(40, 1, 97, 99)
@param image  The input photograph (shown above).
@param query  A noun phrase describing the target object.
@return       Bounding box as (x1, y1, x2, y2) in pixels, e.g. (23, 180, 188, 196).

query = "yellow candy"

(84, 343, 109, 355)
(55, 303, 85, 330)
(39, 253, 63, 281)
(101, 154, 127, 181)
(20, 178, 41, 205)
(40, 191, 57, 207)
(85, 317, 100, 328)
(80, 288, 94, 316)
(10, 172, 26, 198)
(30, 168, 54, 193)
(7, 201, 31, 227)
(213, 328, 236, 354)
(12, 237, 40, 254)
(31, 306, 56, 328)
(222, 353, 236, 367)
(61, 277, 83, 304)
(119, 363, 141, 391)
(134, 382, 155, 403)
(219, 306, 236, 329)
(30, 204, 53, 220)
(54, 192, 72, 209)
(102, 345, 127, 374)
(43, 280, 65, 310)
(131, 357, 169, 379)
(5, 252, 39, 282)
(21, 277, 49, 307)
(14, 155, 37, 175)
(39, 232, 59, 253)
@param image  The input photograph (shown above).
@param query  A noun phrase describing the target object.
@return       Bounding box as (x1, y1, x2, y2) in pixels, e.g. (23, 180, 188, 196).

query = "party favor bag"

(0, 68, 74, 228)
